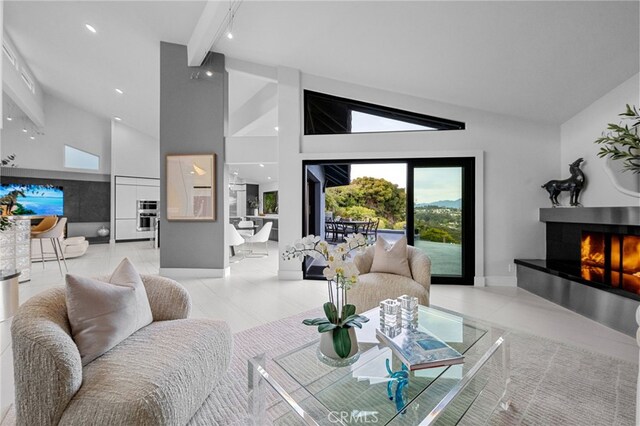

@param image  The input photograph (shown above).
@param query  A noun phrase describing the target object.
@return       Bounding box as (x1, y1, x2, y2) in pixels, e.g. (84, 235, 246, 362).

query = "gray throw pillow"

(370, 236, 413, 278)
(66, 258, 153, 366)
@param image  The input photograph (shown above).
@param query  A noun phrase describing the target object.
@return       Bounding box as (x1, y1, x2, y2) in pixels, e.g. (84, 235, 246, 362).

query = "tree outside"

(325, 177, 406, 229)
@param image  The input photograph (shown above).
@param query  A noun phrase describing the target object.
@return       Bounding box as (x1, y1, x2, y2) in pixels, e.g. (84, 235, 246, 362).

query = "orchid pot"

(282, 234, 370, 360)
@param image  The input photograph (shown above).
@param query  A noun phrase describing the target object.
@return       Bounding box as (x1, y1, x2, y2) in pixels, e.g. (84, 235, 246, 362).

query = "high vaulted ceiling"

(4, 1, 639, 141)
(4, 1, 206, 139)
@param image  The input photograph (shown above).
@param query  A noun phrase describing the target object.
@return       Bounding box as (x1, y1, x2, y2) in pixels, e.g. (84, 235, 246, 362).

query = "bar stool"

(30, 216, 58, 235)
(31, 217, 68, 275)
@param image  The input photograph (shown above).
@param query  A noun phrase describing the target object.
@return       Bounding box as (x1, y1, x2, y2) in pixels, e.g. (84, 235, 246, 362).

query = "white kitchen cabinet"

(115, 176, 160, 241)
(115, 219, 137, 240)
(115, 185, 137, 219)
(137, 185, 159, 201)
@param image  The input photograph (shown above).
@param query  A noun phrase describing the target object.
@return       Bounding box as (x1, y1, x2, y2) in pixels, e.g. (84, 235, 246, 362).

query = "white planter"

(319, 327, 358, 360)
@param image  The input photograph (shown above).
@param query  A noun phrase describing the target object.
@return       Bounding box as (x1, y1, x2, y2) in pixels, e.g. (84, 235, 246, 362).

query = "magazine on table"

(376, 328, 464, 371)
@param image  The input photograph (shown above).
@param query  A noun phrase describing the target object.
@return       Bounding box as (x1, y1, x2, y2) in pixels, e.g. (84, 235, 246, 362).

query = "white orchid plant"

(282, 233, 370, 358)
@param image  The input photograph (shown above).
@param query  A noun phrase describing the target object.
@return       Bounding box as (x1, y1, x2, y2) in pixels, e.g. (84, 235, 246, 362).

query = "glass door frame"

(407, 157, 475, 285)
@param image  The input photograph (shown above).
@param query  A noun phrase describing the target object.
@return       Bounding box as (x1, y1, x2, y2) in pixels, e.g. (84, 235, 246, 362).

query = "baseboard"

(484, 276, 517, 287)
(159, 267, 231, 279)
(278, 270, 304, 280)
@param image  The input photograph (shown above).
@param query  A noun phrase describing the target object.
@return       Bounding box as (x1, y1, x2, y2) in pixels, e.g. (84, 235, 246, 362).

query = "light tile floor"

(21, 240, 638, 364)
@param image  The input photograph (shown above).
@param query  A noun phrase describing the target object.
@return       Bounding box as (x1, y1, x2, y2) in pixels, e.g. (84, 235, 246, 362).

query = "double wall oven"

(137, 200, 158, 231)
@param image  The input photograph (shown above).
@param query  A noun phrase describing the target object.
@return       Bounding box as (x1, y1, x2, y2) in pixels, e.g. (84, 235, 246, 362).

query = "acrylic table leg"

(247, 353, 268, 425)
(499, 337, 511, 411)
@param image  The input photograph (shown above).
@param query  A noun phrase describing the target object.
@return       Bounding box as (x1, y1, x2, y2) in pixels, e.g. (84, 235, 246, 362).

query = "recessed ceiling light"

(29, 135, 35, 140)
(205, 70, 213, 77)
(274, 126, 279, 131)
(22, 127, 27, 133)
(226, 32, 233, 40)
(190, 171, 195, 175)
(6, 116, 12, 121)
(85, 24, 97, 34)
(233, 171, 238, 175)
(113, 116, 122, 121)
(115, 88, 124, 95)
(259, 164, 264, 168)
(267, 176, 271, 180)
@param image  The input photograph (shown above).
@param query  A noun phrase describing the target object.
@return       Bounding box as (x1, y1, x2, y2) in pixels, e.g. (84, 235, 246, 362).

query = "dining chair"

(237, 220, 255, 238)
(31, 217, 68, 275)
(244, 222, 273, 256)
(324, 220, 337, 242)
(371, 218, 381, 240)
(227, 223, 246, 262)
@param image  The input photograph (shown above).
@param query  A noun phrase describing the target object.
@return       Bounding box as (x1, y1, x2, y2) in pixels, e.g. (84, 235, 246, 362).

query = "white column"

(277, 67, 303, 280)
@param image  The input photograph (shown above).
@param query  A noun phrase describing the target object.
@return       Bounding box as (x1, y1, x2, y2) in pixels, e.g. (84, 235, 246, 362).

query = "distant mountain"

(417, 198, 462, 209)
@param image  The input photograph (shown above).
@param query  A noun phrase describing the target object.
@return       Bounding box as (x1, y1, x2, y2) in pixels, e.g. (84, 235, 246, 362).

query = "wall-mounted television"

(0, 184, 64, 215)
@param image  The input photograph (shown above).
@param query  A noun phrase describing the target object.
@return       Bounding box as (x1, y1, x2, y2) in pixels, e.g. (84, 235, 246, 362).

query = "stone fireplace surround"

(516, 207, 640, 336)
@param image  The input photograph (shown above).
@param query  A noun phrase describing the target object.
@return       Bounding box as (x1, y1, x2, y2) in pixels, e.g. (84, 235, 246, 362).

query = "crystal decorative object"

(398, 295, 419, 330)
(379, 299, 401, 337)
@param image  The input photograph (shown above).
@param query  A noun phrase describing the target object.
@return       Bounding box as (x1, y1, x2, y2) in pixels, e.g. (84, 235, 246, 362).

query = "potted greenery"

(248, 197, 259, 216)
(595, 104, 640, 173)
(282, 234, 369, 363)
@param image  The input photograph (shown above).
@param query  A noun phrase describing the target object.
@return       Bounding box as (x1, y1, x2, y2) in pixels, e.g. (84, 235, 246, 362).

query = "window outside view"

(413, 167, 462, 276)
(324, 163, 463, 277)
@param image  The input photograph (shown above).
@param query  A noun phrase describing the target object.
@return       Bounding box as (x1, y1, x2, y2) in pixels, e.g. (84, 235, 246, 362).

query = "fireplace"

(581, 231, 640, 295)
(516, 207, 640, 337)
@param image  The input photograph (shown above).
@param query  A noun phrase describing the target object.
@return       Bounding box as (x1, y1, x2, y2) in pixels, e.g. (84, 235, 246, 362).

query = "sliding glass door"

(302, 158, 474, 284)
(407, 158, 475, 284)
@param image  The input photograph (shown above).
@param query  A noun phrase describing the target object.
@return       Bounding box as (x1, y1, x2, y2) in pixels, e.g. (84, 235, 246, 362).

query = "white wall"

(111, 121, 159, 178)
(2, 33, 44, 127)
(276, 73, 561, 284)
(560, 73, 640, 206)
(2, 93, 110, 174)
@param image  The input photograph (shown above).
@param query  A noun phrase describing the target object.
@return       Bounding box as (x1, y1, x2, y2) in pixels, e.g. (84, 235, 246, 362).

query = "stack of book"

(376, 328, 464, 371)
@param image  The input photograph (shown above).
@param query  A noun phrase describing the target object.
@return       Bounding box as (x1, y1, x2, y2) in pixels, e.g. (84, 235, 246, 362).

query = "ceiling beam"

(230, 83, 277, 136)
(226, 57, 277, 82)
(187, 1, 230, 66)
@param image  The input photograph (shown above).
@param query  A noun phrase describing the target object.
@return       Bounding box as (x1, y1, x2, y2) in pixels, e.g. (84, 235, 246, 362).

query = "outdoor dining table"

(325, 219, 371, 241)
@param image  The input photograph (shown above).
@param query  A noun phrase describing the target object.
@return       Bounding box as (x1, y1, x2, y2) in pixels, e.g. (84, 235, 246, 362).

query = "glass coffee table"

(248, 305, 511, 425)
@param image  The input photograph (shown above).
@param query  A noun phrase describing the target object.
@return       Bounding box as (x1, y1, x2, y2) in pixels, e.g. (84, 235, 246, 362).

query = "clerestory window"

(304, 90, 465, 135)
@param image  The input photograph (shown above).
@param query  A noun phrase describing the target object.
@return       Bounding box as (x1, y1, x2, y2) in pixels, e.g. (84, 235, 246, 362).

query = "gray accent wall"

(159, 43, 227, 270)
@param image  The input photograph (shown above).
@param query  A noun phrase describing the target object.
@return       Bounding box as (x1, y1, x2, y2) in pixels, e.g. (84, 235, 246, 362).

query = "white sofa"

(31, 236, 89, 261)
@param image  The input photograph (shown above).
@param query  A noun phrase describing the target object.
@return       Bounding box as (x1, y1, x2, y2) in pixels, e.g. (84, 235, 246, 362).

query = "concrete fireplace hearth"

(516, 207, 640, 336)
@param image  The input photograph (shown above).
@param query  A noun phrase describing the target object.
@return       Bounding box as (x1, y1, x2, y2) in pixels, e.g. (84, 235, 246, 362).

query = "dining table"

(325, 219, 371, 241)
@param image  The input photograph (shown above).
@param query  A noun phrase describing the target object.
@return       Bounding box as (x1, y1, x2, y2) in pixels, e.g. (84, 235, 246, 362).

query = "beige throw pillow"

(370, 236, 412, 278)
(66, 258, 153, 366)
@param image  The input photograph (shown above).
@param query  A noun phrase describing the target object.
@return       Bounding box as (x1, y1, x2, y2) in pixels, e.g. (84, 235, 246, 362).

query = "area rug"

(2, 309, 636, 426)
(188, 309, 637, 425)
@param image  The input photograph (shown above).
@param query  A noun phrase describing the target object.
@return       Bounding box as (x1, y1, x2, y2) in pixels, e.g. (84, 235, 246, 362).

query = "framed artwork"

(263, 190, 278, 214)
(166, 154, 216, 221)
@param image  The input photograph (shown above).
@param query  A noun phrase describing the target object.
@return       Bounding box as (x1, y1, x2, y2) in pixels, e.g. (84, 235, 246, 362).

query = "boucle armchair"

(351, 245, 431, 313)
(11, 275, 232, 426)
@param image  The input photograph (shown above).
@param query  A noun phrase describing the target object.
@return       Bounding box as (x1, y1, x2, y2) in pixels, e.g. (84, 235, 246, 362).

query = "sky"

(414, 167, 461, 203)
(350, 163, 407, 188)
(350, 164, 461, 203)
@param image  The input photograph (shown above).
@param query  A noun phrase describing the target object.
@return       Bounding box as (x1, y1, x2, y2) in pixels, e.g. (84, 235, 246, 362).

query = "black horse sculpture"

(541, 158, 586, 207)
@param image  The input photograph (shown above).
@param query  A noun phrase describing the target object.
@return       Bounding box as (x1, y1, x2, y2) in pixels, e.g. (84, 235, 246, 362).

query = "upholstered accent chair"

(350, 245, 431, 313)
(11, 275, 232, 426)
